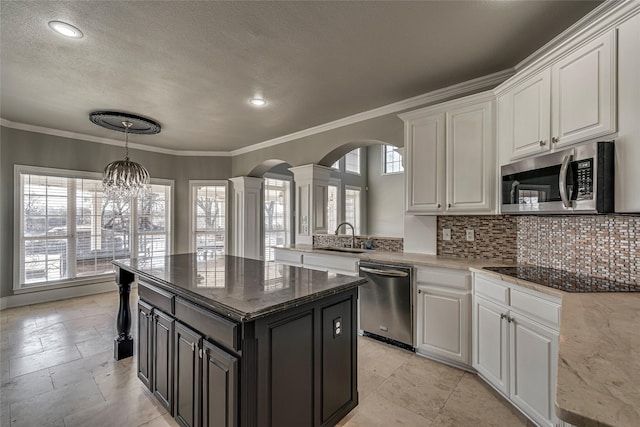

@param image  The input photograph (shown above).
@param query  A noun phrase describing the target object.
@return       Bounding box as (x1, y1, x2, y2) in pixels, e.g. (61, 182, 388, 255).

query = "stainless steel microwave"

(501, 141, 614, 214)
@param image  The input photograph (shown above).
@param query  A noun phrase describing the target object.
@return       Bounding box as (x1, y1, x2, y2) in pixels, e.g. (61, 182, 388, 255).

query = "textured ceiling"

(0, 1, 601, 153)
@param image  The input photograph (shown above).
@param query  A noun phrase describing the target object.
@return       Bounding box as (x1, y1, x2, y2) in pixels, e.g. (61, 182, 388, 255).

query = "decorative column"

(114, 266, 134, 360)
(229, 176, 264, 260)
(289, 164, 333, 246)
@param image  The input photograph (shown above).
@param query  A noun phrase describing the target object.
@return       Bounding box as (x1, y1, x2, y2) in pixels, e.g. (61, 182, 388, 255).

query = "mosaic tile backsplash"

(437, 215, 639, 285)
(313, 234, 403, 252)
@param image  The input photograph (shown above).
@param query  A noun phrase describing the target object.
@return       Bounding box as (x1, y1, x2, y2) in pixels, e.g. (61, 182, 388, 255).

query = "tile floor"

(1, 290, 533, 426)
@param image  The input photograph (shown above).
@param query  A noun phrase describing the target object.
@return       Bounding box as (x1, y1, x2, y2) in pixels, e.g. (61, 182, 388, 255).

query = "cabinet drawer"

(416, 267, 471, 290)
(175, 298, 240, 352)
(303, 253, 359, 275)
(274, 249, 303, 266)
(474, 275, 509, 305)
(139, 281, 175, 315)
(510, 289, 561, 329)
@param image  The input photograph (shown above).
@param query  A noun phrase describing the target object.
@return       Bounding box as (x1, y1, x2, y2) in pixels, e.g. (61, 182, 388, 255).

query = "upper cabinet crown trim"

(398, 91, 495, 122)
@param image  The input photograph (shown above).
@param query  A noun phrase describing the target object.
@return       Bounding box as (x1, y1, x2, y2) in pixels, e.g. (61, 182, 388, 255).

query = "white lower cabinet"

(416, 267, 471, 368)
(273, 248, 359, 276)
(473, 273, 561, 427)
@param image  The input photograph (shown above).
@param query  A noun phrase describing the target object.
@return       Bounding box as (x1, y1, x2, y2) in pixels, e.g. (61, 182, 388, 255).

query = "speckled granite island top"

(114, 253, 366, 322)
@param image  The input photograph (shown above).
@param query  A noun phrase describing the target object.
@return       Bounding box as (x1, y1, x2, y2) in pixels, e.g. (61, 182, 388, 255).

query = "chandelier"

(89, 111, 161, 199)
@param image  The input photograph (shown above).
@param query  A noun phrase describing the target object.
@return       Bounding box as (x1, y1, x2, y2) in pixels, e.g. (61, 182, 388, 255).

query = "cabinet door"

(473, 295, 509, 395)
(446, 100, 495, 213)
(552, 31, 616, 148)
(202, 340, 238, 427)
(405, 112, 446, 213)
(174, 322, 202, 427)
(509, 313, 558, 427)
(502, 69, 552, 160)
(153, 310, 174, 414)
(137, 300, 153, 390)
(417, 285, 470, 366)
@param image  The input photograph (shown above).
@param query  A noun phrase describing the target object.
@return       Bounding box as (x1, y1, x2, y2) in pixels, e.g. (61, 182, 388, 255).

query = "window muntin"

(191, 182, 227, 257)
(344, 186, 361, 235)
(345, 149, 361, 174)
(17, 167, 172, 289)
(383, 145, 404, 174)
(264, 177, 291, 261)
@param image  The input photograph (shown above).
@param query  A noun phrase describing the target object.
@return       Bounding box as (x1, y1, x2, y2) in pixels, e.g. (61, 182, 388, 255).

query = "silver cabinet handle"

(559, 153, 573, 209)
(190, 342, 196, 352)
(539, 140, 546, 146)
(360, 267, 408, 277)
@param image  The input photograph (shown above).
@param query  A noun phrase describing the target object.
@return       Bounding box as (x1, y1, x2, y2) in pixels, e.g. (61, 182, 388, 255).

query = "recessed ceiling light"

(249, 97, 267, 107)
(48, 21, 84, 39)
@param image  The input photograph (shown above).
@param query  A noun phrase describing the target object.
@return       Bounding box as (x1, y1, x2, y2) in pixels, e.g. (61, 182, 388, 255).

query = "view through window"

(383, 145, 404, 173)
(344, 186, 361, 235)
(264, 177, 291, 261)
(192, 182, 227, 257)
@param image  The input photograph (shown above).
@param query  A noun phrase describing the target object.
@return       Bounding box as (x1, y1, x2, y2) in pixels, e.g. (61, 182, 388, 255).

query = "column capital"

(229, 176, 264, 191)
(288, 164, 333, 183)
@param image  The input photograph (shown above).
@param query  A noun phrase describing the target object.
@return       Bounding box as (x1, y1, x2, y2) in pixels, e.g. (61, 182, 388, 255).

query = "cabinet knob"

(539, 140, 546, 146)
(552, 136, 559, 144)
(418, 289, 422, 294)
(500, 313, 507, 320)
(437, 203, 441, 208)
(448, 203, 451, 208)
(190, 342, 196, 352)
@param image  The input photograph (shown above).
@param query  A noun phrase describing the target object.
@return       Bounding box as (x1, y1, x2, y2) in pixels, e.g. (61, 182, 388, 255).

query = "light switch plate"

(443, 228, 452, 241)
(466, 229, 475, 241)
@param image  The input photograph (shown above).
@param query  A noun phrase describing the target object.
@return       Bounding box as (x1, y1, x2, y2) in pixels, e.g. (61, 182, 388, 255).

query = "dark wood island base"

(114, 254, 364, 427)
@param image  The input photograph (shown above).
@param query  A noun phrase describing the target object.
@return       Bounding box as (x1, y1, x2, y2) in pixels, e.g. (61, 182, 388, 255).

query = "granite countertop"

(114, 253, 365, 322)
(277, 245, 514, 271)
(474, 267, 640, 427)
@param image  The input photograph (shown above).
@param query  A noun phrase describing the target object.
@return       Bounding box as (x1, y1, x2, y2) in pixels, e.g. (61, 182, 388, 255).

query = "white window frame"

(345, 148, 361, 175)
(344, 185, 362, 235)
(381, 145, 404, 175)
(189, 180, 229, 255)
(263, 173, 293, 261)
(327, 178, 342, 234)
(14, 165, 173, 292)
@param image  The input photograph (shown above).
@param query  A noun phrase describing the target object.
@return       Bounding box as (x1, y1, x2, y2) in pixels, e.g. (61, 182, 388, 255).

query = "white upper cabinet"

(400, 92, 496, 215)
(551, 31, 616, 148)
(497, 30, 617, 163)
(403, 112, 446, 213)
(498, 69, 551, 161)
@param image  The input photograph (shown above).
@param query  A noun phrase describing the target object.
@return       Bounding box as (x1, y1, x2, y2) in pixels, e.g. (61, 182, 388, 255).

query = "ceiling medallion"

(90, 111, 161, 199)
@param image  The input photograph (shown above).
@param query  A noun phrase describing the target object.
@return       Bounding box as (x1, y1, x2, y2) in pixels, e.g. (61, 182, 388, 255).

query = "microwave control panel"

(576, 158, 593, 199)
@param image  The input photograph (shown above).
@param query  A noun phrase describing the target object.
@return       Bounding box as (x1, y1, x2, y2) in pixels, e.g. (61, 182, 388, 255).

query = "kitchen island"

(113, 253, 365, 427)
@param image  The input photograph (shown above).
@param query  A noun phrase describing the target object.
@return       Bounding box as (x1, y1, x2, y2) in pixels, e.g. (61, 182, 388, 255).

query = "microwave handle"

(559, 154, 573, 208)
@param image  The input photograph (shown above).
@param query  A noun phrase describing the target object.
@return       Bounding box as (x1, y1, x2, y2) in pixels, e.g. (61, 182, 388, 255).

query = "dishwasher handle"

(360, 267, 409, 278)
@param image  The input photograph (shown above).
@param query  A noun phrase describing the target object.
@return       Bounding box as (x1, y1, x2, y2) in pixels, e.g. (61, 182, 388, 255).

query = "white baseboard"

(0, 281, 136, 309)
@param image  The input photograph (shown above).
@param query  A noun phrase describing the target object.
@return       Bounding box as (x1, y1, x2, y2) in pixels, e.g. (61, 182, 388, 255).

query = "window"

(16, 166, 172, 289)
(383, 145, 404, 174)
(344, 186, 361, 235)
(331, 160, 340, 170)
(264, 177, 291, 261)
(327, 183, 339, 234)
(345, 148, 361, 174)
(190, 181, 227, 256)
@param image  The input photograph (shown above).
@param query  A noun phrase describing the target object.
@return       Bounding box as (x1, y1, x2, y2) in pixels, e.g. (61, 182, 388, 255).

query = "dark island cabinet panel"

(175, 322, 202, 427)
(153, 310, 174, 414)
(321, 299, 354, 423)
(202, 340, 238, 427)
(137, 300, 153, 390)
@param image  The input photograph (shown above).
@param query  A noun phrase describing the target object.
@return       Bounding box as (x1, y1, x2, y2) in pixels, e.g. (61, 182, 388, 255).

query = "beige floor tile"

(359, 340, 413, 379)
(342, 392, 432, 426)
(376, 355, 464, 421)
(9, 377, 105, 427)
(40, 324, 101, 351)
(75, 336, 114, 358)
(431, 373, 528, 427)
(0, 334, 44, 359)
(48, 349, 123, 389)
(137, 412, 180, 427)
(8, 320, 66, 343)
(357, 368, 386, 402)
(9, 344, 82, 378)
(94, 358, 142, 401)
(0, 368, 53, 405)
(63, 385, 167, 427)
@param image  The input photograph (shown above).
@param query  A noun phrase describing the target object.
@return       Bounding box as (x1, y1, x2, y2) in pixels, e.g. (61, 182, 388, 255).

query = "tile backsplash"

(313, 235, 403, 252)
(437, 214, 639, 284)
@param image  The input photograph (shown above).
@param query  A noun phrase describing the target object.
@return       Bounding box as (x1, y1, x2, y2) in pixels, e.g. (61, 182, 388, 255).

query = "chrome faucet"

(334, 222, 355, 248)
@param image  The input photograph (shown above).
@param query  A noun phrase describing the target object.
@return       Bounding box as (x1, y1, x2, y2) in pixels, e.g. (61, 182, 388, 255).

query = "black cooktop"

(483, 266, 640, 293)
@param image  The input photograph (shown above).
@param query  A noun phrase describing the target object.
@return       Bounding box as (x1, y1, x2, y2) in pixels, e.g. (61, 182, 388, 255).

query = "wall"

(435, 214, 639, 284)
(366, 145, 404, 237)
(0, 126, 231, 298)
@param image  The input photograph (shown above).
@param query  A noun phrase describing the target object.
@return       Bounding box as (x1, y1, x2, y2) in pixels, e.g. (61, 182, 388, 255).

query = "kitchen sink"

(316, 247, 366, 254)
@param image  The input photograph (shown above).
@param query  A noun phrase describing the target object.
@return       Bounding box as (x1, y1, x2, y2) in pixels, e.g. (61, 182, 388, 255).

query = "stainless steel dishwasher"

(358, 261, 414, 350)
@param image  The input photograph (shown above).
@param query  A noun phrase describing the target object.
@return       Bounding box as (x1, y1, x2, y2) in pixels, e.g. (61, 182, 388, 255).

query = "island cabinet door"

(174, 322, 202, 427)
(137, 300, 153, 390)
(153, 309, 174, 414)
(202, 340, 238, 427)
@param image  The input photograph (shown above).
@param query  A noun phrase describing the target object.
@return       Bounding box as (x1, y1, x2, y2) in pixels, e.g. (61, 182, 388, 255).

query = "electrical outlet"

(466, 229, 475, 241)
(443, 228, 452, 241)
(333, 317, 342, 337)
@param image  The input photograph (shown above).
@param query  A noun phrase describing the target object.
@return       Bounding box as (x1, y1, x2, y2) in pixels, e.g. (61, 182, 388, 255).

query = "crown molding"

(229, 68, 514, 156)
(0, 118, 231, 157)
